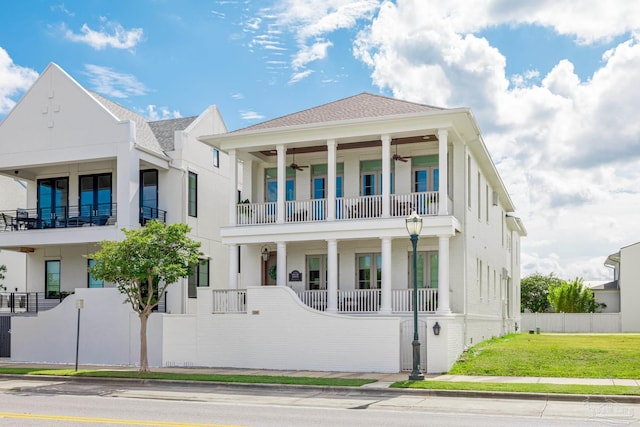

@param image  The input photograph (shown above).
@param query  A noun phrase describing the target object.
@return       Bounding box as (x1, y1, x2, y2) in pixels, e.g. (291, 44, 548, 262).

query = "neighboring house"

(603, 243, 640, 330)
(586, 280, 620, 313)
(0, 175, 27, 293)
(199, 93, 526, 373)
(0, 63, 230, 316)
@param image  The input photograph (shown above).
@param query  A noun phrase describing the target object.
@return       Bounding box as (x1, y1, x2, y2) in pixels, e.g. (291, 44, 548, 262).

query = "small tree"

(547, 277, 598, 313)
(0, 264, 6, 291)
(520, 273, 562, 313)
(89, 220, 201, 373)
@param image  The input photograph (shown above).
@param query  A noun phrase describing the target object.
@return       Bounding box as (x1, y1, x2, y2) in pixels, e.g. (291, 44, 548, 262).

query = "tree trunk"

(139, 312, 149, 373)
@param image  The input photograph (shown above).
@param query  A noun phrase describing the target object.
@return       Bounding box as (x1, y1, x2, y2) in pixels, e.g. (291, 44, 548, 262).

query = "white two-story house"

(199, 93, 526, 373)
(0, 63, 230, 316)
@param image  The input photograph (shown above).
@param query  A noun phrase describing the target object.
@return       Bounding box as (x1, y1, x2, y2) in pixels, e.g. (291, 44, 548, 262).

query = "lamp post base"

(408, 339, 424, 381)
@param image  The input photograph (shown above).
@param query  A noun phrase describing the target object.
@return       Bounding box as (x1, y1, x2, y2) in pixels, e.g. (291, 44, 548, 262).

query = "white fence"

(521, 313, 621, 333)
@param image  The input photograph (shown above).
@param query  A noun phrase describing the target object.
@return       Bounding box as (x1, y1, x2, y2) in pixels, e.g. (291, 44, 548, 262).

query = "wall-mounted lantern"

(433, 321, 441, 336)
(261, 247, 270, 262)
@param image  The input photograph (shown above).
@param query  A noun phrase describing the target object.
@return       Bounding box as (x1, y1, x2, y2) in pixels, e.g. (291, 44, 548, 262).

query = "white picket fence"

(520, 313, 621, 333)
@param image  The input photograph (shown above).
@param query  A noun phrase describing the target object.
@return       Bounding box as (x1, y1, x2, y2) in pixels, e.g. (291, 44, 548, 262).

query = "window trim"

(188, 258, 210, 298)
(188, 171, 198, 217)
(213, 148, 220, 168)
(45, 260, 61, 299)
(87, 259, 104, 288)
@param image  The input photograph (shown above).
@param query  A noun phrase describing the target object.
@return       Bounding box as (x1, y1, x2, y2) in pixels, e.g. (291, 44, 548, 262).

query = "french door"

(79, 173, 112, 217)
(37, 177, 68, 227)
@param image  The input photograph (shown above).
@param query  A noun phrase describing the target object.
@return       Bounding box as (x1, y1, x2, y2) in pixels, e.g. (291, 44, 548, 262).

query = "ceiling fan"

(289, 152, 309, 171)
(392, 143, 412, 162)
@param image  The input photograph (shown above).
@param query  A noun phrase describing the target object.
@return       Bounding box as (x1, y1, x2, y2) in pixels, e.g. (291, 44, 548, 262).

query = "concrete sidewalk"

(1, 360, 636, 389)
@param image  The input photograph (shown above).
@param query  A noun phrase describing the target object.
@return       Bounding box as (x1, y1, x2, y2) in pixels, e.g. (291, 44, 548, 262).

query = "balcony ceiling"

(254, 134, 439, 158)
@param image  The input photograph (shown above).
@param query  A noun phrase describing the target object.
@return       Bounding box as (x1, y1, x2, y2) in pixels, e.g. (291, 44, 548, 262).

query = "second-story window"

(213, 148, 220, 168)
(412, 156, 439, 192)
(188, 172, 198, 217)
(311, 164, 344, 199)
(360, 160, 393, 196)
(264, 168, 295, 202)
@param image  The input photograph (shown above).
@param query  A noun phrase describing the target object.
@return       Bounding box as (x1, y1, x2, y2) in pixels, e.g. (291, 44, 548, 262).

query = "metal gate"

(400, 319, 427, 372)
(0, 316, 10, 357)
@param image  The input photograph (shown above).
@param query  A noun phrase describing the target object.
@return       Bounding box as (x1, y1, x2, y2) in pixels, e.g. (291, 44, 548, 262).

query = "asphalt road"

(0, 377, 637, 426)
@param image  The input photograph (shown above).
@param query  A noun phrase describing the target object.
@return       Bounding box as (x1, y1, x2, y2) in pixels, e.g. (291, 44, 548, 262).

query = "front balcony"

(235, 192, 441, 225)
(0, 204, 167, 232)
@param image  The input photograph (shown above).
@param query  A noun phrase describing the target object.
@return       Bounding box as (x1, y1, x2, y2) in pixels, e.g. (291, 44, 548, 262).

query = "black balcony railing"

(0, 203, 117, 231)
(140, 206, 167, 225)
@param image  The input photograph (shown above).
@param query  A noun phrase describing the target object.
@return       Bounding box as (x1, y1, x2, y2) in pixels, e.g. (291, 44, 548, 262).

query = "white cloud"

(289, 69, 313, 84)
(84, 64, 148, 98)
(231, 93, 245, 100)
(240, 110, 265, 120)
(146, 105, 182, 121)
(352, 0, 640, 280)
(291, 40, 333, 69)
(0, 49, 38, 114)
(63, 20, 143, 50)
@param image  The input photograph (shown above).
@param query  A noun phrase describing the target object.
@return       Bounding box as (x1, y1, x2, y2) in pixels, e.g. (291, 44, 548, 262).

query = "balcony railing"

(235, 192, 440, 225)
(0, 203, 168, 232)
(210, 288, 437, 314)
(212, 289, 247, 313)
(296, 288, 438, 313)
(1, 203, 117, 231)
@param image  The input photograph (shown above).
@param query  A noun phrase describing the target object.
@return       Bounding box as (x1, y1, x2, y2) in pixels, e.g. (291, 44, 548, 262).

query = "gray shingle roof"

(89, 92, 197, 153)
(89, 91, 165, 154)
(233, 92, 445, 133)
(149, 117, 197, 151)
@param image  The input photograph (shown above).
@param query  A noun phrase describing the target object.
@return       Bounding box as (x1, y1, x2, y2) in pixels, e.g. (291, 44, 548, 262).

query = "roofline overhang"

(199, 108, 471, 150)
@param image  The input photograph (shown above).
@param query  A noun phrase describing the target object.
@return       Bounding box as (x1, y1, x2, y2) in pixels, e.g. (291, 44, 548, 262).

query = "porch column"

(228, 149, 237, 226)
(276, 144, 286, 224)
(437, 235, 451, 314)
(276, 241, 287, 286)
(438, 129, 448, 215)
(327, 239, 338, 313)
(116, 140, 139, 228)
(228, 244, 238, 289)
(327, 139, 337, 221)
(381, 134, 391, 218)
(380, 236, 392, 314)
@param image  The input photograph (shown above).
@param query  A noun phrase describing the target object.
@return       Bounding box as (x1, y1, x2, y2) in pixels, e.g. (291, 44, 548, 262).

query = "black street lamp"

(406, 211, 425, 381)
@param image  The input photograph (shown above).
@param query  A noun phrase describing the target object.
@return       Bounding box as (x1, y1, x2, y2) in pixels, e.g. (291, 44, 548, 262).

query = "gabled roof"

(149, 117, 197, 151)
(233, 92, 445, 133)
(90, 92, 195, 154)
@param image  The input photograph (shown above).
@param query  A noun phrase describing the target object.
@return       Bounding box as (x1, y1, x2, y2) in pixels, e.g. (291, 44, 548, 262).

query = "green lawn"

(448, 333, 640, 378)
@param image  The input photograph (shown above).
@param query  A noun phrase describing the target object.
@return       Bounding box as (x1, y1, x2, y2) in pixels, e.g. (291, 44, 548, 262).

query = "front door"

(262, 252, 277, 286)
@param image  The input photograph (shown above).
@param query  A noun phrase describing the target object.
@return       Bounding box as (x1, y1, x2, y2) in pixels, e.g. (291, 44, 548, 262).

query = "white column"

(327, 239, 338, 313)
(228, 244, 238, 289)
(228, 149, 237, 226)
(438, 129, 448, 215)
(276, 144, 286, 224)
(276, 241, 287, 286)
(380, 236, 392, 314)
(381, 134, 391, 218)
(327, 139, 337, 221)
(437, 236, 451, 314)
(116, 140, 139, 228)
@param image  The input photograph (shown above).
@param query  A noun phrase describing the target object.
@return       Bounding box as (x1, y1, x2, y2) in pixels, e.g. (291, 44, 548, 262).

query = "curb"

(3, 373, 640, 404)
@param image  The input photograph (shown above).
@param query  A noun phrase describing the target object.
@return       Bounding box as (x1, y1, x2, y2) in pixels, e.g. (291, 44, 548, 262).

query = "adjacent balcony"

(0, 204, 167, 232)
(235, 191, 441, 225)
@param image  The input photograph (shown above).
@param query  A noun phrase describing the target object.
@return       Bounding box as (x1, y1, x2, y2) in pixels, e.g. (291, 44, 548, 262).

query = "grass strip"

(0, 368, 375, 387)
(391, 380, 640, 396)
(449, 334, 640, 379)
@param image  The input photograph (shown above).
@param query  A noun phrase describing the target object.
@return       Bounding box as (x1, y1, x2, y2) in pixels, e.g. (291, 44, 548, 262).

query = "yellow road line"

(0, 411, 244, 426)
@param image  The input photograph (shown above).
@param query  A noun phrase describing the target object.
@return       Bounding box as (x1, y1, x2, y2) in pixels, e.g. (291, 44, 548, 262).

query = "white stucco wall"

(163, 286, 401, 373)
(11, 288, 163, 367)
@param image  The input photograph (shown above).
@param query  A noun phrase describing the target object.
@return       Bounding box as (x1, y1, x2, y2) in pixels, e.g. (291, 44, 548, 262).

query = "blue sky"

(1, 1, 640, 281)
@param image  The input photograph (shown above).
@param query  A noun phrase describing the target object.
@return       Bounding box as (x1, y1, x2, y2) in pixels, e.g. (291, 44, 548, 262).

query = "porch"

(211, 288, 438, 314)
(235, 192, 442, 225)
